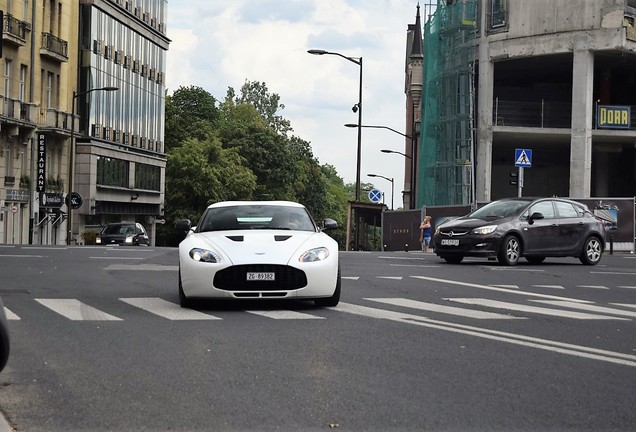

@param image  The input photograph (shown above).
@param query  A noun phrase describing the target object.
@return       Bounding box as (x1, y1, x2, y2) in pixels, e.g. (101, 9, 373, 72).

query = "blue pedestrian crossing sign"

(368, 188, 383, 203)
(514, 148, 532, 168)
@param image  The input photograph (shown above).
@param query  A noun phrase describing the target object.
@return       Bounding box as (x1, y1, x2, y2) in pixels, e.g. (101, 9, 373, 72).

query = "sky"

(166, 0, 428, 209)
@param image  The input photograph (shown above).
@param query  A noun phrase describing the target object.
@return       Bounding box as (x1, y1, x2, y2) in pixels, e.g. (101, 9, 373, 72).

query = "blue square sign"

(514, 149, 532, 168)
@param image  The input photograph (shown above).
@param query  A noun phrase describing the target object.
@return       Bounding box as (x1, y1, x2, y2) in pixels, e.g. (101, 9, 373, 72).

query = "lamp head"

(307, 49, 327, 55)
(344, 123, 357, 128)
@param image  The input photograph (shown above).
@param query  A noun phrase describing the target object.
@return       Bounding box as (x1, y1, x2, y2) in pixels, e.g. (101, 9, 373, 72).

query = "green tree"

(165, 86, 219, 151)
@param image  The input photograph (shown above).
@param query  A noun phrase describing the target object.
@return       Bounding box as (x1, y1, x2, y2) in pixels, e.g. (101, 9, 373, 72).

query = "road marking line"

(105, 264, 178, 271)
(445, 298, 629, 320)
(0, 255, 44, 258)
(489, 268, 545, 272)
(532, 300, 636, 318)
(120, 298, 220, 320)
(618, 286, 636, 290)
(334, 302, 636, 367)
(35, 299, 122, 321)
(410, 276, 593, 303)
(92, 257, 145, 260)
(491, 285, 519, 289)
(246, 310, 325, 320)
(533, 285, 564, 289)
(376, 276, 403, 280)
(591, 271, 636, 276)
(366, 298, 523, 320)
(577, 285, 609, 290)
(612, 303, 636, 310)
(390, 264, 441, 268)
(4, 307, 20, 320)
(342, 276, 359, 280)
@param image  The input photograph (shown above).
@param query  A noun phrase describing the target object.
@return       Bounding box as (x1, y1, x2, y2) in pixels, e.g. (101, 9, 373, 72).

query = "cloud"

(167, 0, 420, 203)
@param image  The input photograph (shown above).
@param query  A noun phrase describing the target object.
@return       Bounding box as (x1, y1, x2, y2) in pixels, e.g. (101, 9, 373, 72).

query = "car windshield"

(102, 224, 135, 235)
(469, 200, 529, 219)
(198, 205, 316, 232)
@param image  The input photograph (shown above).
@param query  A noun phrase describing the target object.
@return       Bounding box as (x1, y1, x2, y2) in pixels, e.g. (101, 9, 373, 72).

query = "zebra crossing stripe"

(120, 298, 220, 320)
(533, 285, 564, 290)
(532, 300, 636, 318)
(376, 276, 403, 280)
(246, 310, 325, 320)
(35, 299, 122, 321)
(366, 298, 523, 320)
(446, 298, 629, 320)
(3, 307, 20, 321)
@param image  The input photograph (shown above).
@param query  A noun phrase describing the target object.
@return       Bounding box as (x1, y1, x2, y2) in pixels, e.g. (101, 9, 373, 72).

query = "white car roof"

(206, 201, 306, 209)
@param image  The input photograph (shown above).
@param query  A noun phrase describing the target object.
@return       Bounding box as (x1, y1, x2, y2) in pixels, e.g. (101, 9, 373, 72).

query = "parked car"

(0, 296, 9, 372)
(95, 222, 150, 246)
(432, 197, 605, 265)
(176, 201, 340, 308)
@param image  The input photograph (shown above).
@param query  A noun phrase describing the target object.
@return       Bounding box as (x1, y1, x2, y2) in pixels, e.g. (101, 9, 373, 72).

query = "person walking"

(419, 215, 432, 253)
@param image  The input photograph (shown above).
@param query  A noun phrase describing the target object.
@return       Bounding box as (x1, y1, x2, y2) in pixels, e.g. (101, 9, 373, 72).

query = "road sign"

(10, 205, 18, 214)
(514, 148, 532, 167)
(368, 188, 382, 203)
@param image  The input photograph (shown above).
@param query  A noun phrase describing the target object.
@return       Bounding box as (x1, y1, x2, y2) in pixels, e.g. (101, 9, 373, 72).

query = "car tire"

(442, 256, 463, 264)
(498, 235, 520, 266)
(315, 266, 341, 307)
(579, 237, 603, 265)
(178, 269, 193, 308)
(526, 256, 545, 264)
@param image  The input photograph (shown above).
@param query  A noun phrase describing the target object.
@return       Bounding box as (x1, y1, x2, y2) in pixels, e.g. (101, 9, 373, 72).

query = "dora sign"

(597, 105, 631, 129)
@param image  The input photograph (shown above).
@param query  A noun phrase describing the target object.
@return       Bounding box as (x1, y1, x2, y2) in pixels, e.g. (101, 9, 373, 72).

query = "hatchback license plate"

(441, 239, 459, 246)
(247, 272, 275, 281)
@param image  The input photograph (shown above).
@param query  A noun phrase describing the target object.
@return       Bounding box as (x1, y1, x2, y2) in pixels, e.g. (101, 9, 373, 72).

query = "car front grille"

(213, 264, 307, 291)
(439, 229, 469, 237)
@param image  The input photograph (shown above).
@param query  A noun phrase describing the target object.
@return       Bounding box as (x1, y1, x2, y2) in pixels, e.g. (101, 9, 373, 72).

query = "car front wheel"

(579, 237, 603, 265)
(178, 269, 193, 308)
(315, 266, 341, 307)
(498, 235, 520, 266)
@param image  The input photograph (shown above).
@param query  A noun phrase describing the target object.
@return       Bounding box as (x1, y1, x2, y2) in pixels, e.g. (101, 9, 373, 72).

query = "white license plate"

(247, 272, 275, 281)
(441, 239, 460, 246)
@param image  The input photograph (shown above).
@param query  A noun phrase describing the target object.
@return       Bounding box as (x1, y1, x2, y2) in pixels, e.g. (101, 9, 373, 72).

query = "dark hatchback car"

(95, 222, 150, 246)
(433, 197, 605, 265)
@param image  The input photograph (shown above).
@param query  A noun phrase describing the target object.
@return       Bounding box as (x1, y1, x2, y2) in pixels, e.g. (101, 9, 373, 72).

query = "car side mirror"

(528, 212, 544, 225)
(176, 219, 192, 234)
(322, 218, 338, 231)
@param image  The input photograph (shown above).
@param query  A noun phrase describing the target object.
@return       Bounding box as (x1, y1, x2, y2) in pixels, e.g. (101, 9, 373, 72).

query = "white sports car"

(177, 201, 341, 308)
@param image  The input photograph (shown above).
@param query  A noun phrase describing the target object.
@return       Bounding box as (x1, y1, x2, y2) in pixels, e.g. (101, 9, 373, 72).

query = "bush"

(81, 230, 98, 245)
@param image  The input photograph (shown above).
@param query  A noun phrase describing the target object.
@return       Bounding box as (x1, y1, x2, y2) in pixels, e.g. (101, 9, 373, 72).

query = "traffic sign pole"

(517, 167, 524, 197)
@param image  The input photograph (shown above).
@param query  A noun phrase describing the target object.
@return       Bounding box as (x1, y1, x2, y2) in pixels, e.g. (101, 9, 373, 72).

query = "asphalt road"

(0, 245, 634, 431)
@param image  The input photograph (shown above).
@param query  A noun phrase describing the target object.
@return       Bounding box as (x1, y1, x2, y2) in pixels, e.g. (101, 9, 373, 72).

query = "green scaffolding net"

(418, 0, 478, 206)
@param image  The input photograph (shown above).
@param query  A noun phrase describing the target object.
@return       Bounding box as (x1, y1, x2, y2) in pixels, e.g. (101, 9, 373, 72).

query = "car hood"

(440, 217, 508, 230)
(185, 230, 329, 265)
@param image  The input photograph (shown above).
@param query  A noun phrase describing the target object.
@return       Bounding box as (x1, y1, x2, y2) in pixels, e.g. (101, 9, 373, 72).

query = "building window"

(19, 65, 27, 102)
(134, 163, 160, 191)
(489, 0, 507, 29)
(96, 156, 129, 188)
(4, 60, 11, 98)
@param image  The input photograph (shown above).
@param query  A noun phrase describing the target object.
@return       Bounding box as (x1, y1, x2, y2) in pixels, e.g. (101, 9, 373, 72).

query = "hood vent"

(226, 236, 244, 242)
(274, 235, 291, 241)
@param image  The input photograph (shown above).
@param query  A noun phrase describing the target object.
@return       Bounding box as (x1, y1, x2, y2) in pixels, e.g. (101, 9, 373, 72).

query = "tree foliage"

(159, 81, 352, 248)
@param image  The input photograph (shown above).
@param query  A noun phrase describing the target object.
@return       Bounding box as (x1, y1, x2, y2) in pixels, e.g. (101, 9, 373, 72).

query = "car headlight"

(472, 225, 497, 235)
(299, 247, 330, 262)
(189, 248, 222, 263)
(125, 236, 134, 244)
(95, 237, 102, 244)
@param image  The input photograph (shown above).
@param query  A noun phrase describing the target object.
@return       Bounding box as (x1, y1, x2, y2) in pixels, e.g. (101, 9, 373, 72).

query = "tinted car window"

(555, 201, 580, 218)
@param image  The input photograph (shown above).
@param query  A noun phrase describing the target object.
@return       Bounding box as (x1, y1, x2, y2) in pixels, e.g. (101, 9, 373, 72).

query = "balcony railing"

(493, 98, 636, 130)
(40, 32, 68, 61)
(3, 13, 30, 42)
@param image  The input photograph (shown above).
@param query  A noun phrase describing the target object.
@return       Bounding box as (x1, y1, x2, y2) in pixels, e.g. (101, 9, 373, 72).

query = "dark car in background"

(433, 197, 605, 265)
(95, 222, 150, 246)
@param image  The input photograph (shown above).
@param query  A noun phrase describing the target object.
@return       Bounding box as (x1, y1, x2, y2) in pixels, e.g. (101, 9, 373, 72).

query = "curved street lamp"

(368, 173, 394, 210)
(346, 123, 416, 209)
(309, 48, 363, 251)
(381, 149, 412, 159)
(67, 86, 118, 245)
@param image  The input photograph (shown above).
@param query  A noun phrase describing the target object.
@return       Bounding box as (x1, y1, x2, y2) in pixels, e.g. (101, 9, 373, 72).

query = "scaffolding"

(419, 0, 478, 206)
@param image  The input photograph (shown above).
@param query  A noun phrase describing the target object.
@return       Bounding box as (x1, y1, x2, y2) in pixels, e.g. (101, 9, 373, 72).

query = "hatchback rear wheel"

(498, 235, 520, 266)
(579, 237, 602, 265)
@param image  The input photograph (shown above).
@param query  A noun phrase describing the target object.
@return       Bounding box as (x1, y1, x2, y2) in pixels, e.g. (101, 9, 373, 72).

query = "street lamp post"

(346, 123, 416, 209)
(368, 173, 394, 210)
(67, 86, 118, 245)
(309, 49, 363, 251)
